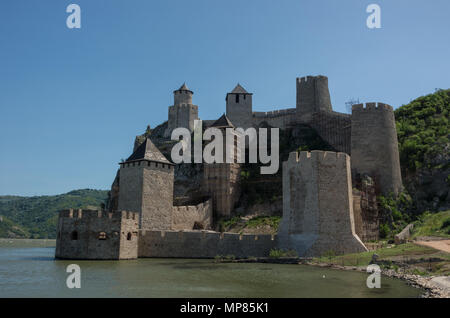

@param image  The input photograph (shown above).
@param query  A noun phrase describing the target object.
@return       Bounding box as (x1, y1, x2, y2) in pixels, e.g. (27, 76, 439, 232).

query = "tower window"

(127, 232, 132, 241)
(71, 231, 78, 240)
(99, 232, 107, 240)
(235, 94, 239, 103)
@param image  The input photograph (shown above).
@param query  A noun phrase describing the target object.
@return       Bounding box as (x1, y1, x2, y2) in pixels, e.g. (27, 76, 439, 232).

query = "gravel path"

(415, 240, 450, 253)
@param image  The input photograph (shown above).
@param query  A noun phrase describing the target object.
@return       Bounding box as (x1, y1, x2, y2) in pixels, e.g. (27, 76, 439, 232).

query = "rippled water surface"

(0, 239, 421, 298)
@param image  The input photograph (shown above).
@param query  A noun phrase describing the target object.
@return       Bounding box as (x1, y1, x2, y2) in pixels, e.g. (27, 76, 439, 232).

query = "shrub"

(269, 249, 298, 258)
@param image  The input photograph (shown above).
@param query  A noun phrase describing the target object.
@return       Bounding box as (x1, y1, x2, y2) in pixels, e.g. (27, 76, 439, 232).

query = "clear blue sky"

(1, 0, 449, 196)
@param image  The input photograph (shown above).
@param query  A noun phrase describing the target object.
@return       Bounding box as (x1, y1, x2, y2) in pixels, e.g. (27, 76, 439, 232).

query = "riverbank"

(217, 252, 450, 298)
(0, 238, 56, 247)
(304, 260, 449, 298)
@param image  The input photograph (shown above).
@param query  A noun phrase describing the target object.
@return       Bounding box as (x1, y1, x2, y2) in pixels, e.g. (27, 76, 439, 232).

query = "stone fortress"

(55, 75, 402, 260)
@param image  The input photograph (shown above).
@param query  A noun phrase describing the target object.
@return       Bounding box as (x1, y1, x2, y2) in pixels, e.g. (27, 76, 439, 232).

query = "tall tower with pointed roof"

(226, 83, 253, 129)
(118, 138, 175, 230)
(203, 114, 242, 217)
(165, 83, 199, 137)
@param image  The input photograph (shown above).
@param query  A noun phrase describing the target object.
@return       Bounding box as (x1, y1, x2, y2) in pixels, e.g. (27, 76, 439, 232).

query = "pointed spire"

(174, 82, 193, 94)
(125, 138, 172, 164)
(231, 83, 249, 94)
(211, 113, 234, 128)
(179, 82, 189, 91)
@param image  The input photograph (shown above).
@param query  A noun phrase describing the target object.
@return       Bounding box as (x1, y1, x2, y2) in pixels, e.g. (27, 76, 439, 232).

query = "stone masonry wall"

(203, 163, 241, 218)
(138, 230, 276, 258)
(296, 76, 332, 122)
(252, 108, 296, 128)
(353, 190, 379, 242)
(118, 161, 174, 230)
(55, 209, 139, 260)
(141, 162, 174, 230)
(167, 104, 198, 134)
(351, 103, 403, 195)
(278, 151, 367, 257)
(309, 111, 351, 154)
(172, 199, 213, 231)
(226, 93, 253, 129)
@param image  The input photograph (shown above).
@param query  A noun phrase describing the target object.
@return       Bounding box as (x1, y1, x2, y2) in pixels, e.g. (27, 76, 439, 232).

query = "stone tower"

(296, 75, 332, 122)
(166, 83, 199, 137)
(118, 138, 175, 230)
(55, 209, 139, 260)
(226, 83, 253, 129)
(203, 114, 241, 218)
(351, 103, 403, 196)
(278, 151, 367, 257)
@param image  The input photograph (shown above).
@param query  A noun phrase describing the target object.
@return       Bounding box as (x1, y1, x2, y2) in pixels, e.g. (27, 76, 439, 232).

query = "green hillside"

(395, 89, 450, 214)
(0, 189, 108, 239)
(378, 89, 450, 239)
(395, 88, 450, 172)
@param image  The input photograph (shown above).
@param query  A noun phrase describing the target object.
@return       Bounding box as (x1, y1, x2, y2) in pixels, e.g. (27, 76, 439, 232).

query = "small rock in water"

(322, 275, 326, 278)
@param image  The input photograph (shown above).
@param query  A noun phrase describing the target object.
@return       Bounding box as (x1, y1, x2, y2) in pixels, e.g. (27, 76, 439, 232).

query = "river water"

(0, 239, 421, 298)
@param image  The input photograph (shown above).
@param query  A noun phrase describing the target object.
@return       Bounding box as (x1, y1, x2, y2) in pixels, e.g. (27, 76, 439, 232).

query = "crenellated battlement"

(287, 150, 349, 165)
(172, 200, 210, 214)
(252, 108, 296, 118)
(297, 75, 328, 84)
(352, 102, 393, 112)
(120, 160, 174, 170)
(58, 209, 138, 220)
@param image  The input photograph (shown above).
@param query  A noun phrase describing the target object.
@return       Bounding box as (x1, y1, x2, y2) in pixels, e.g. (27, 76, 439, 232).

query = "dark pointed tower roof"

(124, 138, 173, 165)
(211, 114, 234, 128)
(231, 83, 253, 95)
(231, 83, 249, 94)
(174, 82, 193, 94)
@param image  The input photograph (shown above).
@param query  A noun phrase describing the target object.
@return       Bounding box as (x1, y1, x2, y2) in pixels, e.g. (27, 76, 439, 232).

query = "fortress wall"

(308, 111, 351, 154)
(172, 199, 213, 231)
(278, 151, 367, 257)
(55, 209, 139, 260)
(351, 103, 403, 195)
(252, 108, 297, 128)
(138, 230, 276, 258)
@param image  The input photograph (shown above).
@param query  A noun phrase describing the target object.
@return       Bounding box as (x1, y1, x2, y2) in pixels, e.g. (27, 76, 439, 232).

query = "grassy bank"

(411, 210, 450, 239)
(313, 243, 450, 276)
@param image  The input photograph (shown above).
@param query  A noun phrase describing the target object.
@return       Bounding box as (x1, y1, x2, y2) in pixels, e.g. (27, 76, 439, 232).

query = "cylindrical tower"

(296, 75, 332, 122)
(174, 83, 193, 105)
(351, 103, 403, 196)
(165, 83, 199, 137)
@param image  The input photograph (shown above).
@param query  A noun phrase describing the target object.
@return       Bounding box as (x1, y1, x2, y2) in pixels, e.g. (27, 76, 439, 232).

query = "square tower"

(203, 114, 241, 218)
(55, 209, 139, 260)
(118, 138, 175, 230)
(226, 83, 253, 129)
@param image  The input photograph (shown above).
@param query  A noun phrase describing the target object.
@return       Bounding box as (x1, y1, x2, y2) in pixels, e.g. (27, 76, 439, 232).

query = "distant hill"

(0, 189, 108, 239)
